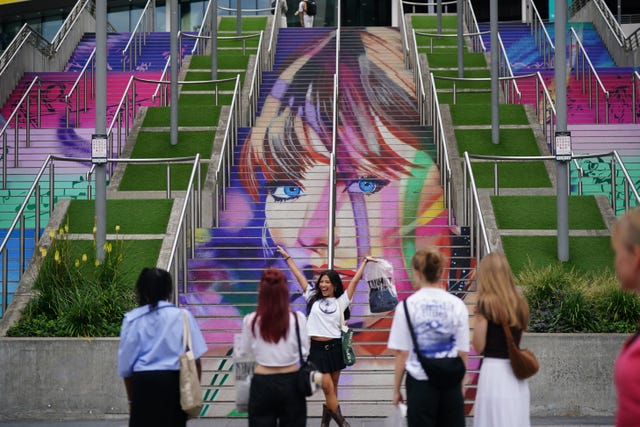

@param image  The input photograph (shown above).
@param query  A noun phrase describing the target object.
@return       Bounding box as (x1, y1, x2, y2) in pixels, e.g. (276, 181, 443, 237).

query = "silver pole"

(211, 0, 218, 80)
(95, 0, 107, 262)
(490, 0, 499, 144)
(555, 0, 569, 261)
(237, 0, 242, 36)
(170, 0, 179, 146)
(457, 0, 464, 79)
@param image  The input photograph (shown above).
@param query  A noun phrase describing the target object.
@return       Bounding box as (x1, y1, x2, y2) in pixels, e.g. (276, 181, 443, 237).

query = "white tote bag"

(179, 310, 203, 418)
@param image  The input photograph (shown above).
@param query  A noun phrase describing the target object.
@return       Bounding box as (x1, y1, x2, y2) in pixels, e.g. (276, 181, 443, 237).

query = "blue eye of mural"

(346, 178, 389, 195)
(270, 184, 305, 202)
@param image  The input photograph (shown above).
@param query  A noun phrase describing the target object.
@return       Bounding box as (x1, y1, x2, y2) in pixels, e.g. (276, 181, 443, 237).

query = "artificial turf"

(142, 105, 222, 127)
(450, 104, 529, 126)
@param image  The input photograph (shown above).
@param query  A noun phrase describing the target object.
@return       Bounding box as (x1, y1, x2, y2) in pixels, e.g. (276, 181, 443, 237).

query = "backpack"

(306, 0, 316, 16)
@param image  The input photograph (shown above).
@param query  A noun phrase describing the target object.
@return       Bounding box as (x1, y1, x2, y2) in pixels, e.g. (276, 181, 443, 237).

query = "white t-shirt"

(387, 287, 470, 381)
(237, 311, 309, 367)
(303, 285, 351, 339)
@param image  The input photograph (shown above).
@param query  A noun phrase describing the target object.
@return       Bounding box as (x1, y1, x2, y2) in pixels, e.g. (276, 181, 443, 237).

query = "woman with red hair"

(236, 268, 309, 426)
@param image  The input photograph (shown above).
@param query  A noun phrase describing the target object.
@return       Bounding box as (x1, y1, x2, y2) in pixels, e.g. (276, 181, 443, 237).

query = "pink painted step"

(1, 72, 163, 129)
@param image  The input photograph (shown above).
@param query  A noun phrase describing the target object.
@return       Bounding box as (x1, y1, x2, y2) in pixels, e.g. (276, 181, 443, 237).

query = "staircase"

(186, 26, 475, 417)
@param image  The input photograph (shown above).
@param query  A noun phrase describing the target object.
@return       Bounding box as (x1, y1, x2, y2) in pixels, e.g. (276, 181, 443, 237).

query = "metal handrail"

(50, 0, 93, 54)
(428, 73, 454, 226)
(534, 71, 557, 150)
(192, 0, 214, 56)
(497, 33, 522, 104)
(1, 76, 42, 189)
(0, 154, 204, 314)
(64, 47, 96, 128)
(569, 27, 610, 124)
(217, 5, 272, 13)
(164, 153, 202, 298)
(526, 0, 554, 67)
(591, 0, 625, 49)
(398, 0, 410, 68)
(122, 0, 155, 71)
(466, 151, 640, 214)
(0, 25, 51, 77)
(464, 0, 486, 53)
(247, 32, 265, 126)
(413, 30, 427, 124)
(402, 0, 456, 14)
(213, 75, 242, 227)
(461, 152, 491, 265)
(633, 71, 640, 124)
(414, 30, 489, 54)
(182, 31, 261, 57)
(151, 57, 171, 105)
(106, 75, 136, 162)
(266, 0, 281, 70)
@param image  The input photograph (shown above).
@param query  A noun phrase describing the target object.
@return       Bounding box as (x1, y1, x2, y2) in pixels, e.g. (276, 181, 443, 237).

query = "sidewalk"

(0, 417, 616, 426)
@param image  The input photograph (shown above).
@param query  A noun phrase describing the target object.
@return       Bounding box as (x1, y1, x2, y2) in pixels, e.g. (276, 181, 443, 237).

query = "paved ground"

(0, 416, 616, 426)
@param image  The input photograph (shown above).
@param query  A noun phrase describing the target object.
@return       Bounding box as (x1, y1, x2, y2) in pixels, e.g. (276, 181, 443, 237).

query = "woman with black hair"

(117, 268, 208, 427)
(277, 246, 375, 427)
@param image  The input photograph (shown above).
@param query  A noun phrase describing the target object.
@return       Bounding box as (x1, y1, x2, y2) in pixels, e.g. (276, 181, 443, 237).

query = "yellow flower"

(82, 254, 88, 262)
(92, 226, 97, 234)
(95, 260, 100, 267)
(115, 225, 120, 233)
(54, 250, 60, 263)
(48, 229, 55, 239)
(58, 228, 64, 237)
(104, 242, 113, 253)
(40, 247, 47, 257)
(64, 224, 69, 233)
(74, 259, 80, 268)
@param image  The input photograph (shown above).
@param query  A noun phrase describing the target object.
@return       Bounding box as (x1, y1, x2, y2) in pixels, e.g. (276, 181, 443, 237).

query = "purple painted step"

(567, 123, 640, 155)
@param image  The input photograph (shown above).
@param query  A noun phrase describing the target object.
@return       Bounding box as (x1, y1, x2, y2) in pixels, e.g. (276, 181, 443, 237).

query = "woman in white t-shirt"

(277, 246, 374, 427)
(387, 247, 469, 427)
(236, 268, 310, 426)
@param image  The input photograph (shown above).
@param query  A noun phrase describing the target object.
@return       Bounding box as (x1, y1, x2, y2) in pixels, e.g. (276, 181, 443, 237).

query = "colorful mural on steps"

(186, 27, 477, 416)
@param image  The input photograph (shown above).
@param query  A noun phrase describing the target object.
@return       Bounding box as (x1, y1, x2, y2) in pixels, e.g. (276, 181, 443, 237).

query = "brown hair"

(411, 247, 444, 284)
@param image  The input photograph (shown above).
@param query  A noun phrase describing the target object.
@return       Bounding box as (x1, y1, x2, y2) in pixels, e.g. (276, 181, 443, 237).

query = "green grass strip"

(471, 162, 552, 188)
(450, 104, 529, 126)
(456, 128, 540, 156)
(182, 71, 243, 91)
(189, 54, 250, 70)
(491, 195, 607, 230)
(426, 52, 487, 68)
(142, 105, 222, 127)
(119, 131, 214, 191)
(219, 16, 268, 31)
(411, 15, 459, 30)
(179, 93, 235, 106)
(414, 35, 467, 49)
(432, 69, 490, 90)
(436, 92, 492, 104)
(502, 236, 613, 276)
(65, 199, 174, 234)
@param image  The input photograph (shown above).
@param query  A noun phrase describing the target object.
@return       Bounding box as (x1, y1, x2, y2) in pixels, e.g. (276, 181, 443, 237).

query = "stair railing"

(1, 76, 42, 189)
(213, 75, 242, 227)
(497, 33, 522, 105)
(182, 32, 261, 59)
(64, 47, 96, 128)
(569, 27, 610, 124)
(463, 0, 486, 53)
(461, 152, 491, 265)
(247, 32, 265, 126)
(398, 0, 411, 68)
(428, 72, 454, 226)
(413, 29, 489, 55)
(0, 154, 204, 317)
(402, 0, 456, 15)
(534, 71, 557, 149)
(106, 75, 137, 166)
(526, 0, 554, 67)
(266, 0, 281, 70)
(122, 0, 155, 72)
(49, 0, 94, 55)
(192, 0, 214, 56)
(151, 57, 172, 106)
(589, 0, 626, 50)
(633, 71, 640, 124)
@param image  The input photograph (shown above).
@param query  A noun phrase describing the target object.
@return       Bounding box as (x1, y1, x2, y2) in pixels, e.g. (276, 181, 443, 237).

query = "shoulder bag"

(402, 299, 466, 388)
(502, 323, 539, 380)
(293, 312, 320, 396)
(337, 300, 356, 366)
(179, 309, 203, 418)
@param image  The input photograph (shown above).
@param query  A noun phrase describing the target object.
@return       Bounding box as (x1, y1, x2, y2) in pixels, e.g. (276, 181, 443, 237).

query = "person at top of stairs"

(278, 245, 376, 427)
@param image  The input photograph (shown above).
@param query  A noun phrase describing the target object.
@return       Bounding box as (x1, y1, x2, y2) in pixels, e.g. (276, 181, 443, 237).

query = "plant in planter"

(517, 262, 640, 333)
(7, 224, 136, 337)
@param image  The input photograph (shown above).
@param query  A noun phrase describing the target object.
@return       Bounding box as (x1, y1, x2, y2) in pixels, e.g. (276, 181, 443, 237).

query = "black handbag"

(403, 299, 466, 389)
(293, 312, 319, 396)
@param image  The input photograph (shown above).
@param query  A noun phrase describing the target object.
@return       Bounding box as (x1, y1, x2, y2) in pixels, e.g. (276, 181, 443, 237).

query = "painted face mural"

(190, 27, 472, 340)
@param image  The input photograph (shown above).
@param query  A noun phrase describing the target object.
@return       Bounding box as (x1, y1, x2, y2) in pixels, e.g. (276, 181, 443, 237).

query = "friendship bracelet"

(285, 256, 291, 261)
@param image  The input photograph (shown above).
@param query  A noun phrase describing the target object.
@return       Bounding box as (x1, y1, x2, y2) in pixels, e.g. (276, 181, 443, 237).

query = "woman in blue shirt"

(118, 268, 208, 427)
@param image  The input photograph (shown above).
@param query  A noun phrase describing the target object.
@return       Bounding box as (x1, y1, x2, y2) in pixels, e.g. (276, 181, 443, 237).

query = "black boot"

(329, 405, 350, 427)
(321, 404, 331, 427)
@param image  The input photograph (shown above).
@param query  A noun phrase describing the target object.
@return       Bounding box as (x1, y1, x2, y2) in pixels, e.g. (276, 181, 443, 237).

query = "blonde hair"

(612, 207, 640, 251)
(476, 252, 529, 329)
(411, 247, 444, 284)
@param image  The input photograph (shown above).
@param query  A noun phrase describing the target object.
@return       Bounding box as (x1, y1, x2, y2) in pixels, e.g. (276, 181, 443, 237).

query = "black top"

(483, 321, 522, 359)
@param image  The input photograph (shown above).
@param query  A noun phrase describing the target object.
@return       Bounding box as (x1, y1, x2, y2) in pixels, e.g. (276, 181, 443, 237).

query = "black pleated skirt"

(129, 370, 187, 427)
(309, 338, 346, 373)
